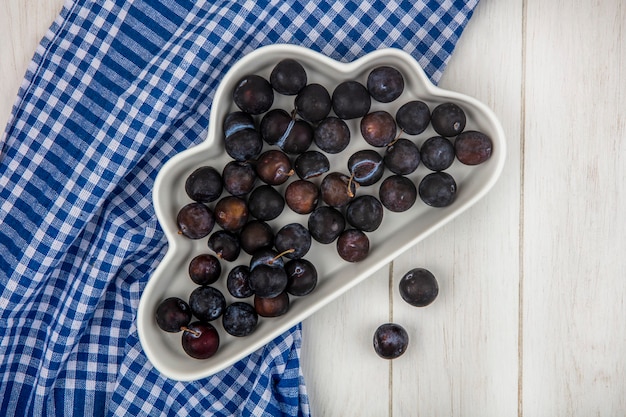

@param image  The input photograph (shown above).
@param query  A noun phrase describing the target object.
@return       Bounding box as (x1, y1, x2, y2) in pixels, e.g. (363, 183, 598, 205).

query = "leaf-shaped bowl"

(137, 44, 506, 381)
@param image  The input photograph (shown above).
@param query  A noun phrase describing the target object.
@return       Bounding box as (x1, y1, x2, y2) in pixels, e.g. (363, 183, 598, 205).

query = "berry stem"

(271, 249, 296, 264)
(181, 326, 200, 337)
(347, 174, 356, 198)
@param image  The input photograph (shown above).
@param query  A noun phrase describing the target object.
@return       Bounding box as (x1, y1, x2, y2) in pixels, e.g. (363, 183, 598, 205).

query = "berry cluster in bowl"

(137, 44, 506, 381)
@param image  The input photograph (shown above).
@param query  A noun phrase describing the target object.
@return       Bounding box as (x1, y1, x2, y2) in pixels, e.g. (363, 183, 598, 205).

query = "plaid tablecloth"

(0, 0, 479, 415)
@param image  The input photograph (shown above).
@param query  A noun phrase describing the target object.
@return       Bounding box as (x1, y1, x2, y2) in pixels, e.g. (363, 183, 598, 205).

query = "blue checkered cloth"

(0, 0, 479, 415)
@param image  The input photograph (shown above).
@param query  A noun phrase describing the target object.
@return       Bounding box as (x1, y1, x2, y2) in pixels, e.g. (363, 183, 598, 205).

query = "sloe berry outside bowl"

(137, 44, 506, 381)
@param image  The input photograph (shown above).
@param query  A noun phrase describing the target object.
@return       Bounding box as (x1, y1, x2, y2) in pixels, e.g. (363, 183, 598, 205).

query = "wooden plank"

(390, 0, 524, 414)
(0, 0, 64, 135)
(522, 0, 626, 415)
(301, 266, 391, 417)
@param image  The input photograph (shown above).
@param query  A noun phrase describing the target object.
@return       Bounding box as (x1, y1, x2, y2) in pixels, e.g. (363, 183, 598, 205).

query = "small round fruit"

(314, 117, 351, 154)
(239, 220, 274, 255)
(233, 74, 273, 115)
(280, 119, 314, 155)
(227, 265, 254, 298)
(224, 128, 263, 161)
(379, 175, 417, 212)
(347, 149, 385, 186)
(270, 58, 307, 95)
(247, 185, 285, 221)
(332, 80, 371, 119)
(320, 172, 357, 208)
(295, 83, 332, 123)
(360, 111, 397, 147)
(207, 230, 241, 261)
(399, 268, 439, 307)
(213, 196, 248, 232)
(373, 323, 409, 359)
(155, 297, 192, 333)
(285, 180, 319, 214)
(395, 100, 430, 135)
(431, 102, 466, 137)
(285, 258, 318, 296)
(188, 254, 221, 286)
(418, 172, 457, 208)
(248, 264, 288, 298)
(384, 138, 420, 175)
(308, 206, 345, 244)
(222, 161, 256, 196)
(181, 321, 220, 359)
(189, 286, 226, 322)
(176, 202, 215, 239)
(255, 150, 294, 185)
(454, 130, 493, 165)
(420, 136, 455, 171)
(294, 151, 330, 179)
(185, 166, 223, 203)
(345, 195, 384, 232)
(260, 108, 292, 146)
(367, 66, 404, 103)
(274, 223, 312, 259)
(222, 302, 258, 337)
(254, 292, 290, 317)
(336, 229, 369, 263)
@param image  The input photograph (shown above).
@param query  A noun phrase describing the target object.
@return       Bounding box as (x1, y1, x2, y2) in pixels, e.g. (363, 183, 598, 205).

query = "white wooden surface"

(2, 1, 625, 415)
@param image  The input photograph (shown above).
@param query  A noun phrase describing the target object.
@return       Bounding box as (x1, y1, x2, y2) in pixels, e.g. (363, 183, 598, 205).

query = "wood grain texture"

(301, 266, 391, 417)
(522, 0, 626, 415)
(2, 0, 626, 416)
(0, 0, 64, 137)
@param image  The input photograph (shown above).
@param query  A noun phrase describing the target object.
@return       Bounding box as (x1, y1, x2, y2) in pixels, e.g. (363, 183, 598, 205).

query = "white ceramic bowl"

(137, 44, 506, 381)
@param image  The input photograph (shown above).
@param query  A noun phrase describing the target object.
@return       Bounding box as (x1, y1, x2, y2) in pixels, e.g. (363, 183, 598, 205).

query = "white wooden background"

(2, 1, 625, 416)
